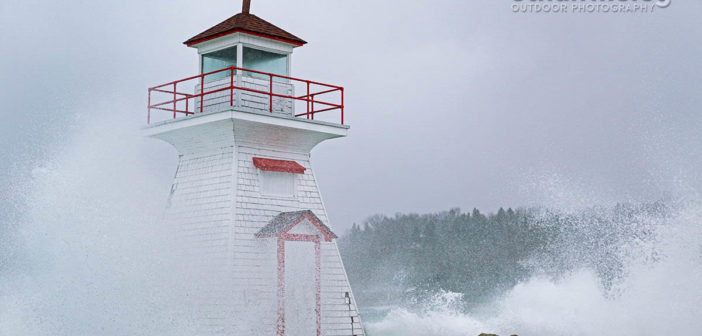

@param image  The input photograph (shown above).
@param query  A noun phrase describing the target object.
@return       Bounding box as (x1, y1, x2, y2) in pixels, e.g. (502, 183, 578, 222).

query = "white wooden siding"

(195, 75, 294, 117)
(157, 122, 363, 335)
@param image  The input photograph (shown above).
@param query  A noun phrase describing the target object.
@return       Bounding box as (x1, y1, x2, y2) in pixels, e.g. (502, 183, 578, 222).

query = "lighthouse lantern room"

(147, 0, 343, 124)
(143, 1, 363, 335)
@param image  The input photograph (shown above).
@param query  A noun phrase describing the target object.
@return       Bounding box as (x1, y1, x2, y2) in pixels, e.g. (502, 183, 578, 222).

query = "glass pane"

(260, 170, 294, 197)
(202, 46, 237, 82)
(243, 47, 288, 80)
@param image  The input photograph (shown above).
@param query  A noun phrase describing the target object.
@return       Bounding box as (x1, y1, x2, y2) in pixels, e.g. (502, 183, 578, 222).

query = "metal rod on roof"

(242, 0, 251, 13)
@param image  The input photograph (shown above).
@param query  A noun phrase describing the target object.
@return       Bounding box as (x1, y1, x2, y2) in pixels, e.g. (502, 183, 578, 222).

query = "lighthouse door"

(264, 213, 330, 336)
(284, 240, 317, 336)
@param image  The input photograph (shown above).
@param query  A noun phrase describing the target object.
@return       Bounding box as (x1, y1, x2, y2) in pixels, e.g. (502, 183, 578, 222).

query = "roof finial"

(242, 0, 251, 14)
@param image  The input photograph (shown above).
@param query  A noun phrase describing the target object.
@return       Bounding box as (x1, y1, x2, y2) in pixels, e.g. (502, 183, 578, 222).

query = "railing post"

(230, 67, 234, 107)
(147, 88, 151, 124)
(186, 95, 189, 115)
(269, 74, 273, 113)
(341, 88, 344, 125)
(311, 94, 315, 120)
(173, 83, 177, 119)
(200, 74, 204, 113)
(306, 82, 310, 119)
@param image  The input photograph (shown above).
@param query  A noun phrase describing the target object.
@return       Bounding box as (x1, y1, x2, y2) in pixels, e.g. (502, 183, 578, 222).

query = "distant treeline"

(338, 203, 669, 309)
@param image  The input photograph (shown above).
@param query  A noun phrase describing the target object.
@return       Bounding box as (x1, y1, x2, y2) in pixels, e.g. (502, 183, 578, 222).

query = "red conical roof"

(185, 12, 306, 47)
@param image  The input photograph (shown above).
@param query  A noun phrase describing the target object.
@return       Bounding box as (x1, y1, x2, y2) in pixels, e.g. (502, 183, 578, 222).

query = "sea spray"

(364, 201, 702, 336)
(0, 112, 197, 335)
(1, 113, 700, 336)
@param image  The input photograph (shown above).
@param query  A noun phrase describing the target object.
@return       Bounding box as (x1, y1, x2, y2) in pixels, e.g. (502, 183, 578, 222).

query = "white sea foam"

(367, 202, 702, 336)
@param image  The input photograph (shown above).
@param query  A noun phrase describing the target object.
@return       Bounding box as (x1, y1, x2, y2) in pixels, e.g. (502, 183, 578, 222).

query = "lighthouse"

(143, 1, 364, 335)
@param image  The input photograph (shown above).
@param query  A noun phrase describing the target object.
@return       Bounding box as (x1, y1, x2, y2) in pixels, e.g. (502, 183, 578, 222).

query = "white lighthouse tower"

(143, 1, 364, 335)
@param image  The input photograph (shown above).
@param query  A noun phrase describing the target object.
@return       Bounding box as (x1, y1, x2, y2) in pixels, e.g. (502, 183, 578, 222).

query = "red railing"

(147, 66, 344, 125)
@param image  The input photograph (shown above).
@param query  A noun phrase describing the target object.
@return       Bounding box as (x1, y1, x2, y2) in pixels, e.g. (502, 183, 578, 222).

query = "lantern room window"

(243, 46, 288, 79)
(202, 45, 237, 82)
(201, 45, 288, 83)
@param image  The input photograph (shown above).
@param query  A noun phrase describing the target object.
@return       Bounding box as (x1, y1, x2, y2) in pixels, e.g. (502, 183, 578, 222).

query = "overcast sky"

(1, 1, 700, 231)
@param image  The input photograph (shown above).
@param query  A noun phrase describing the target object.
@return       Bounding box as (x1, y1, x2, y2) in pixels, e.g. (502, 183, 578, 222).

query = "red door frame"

(276, 233, 322, 336)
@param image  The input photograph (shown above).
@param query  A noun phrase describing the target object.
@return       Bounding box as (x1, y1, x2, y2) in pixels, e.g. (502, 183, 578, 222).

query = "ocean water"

(1, 112, 700, 336)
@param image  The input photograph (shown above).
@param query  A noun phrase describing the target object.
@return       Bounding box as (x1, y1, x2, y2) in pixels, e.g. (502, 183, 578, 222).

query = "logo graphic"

(657, 0, 671, 8)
